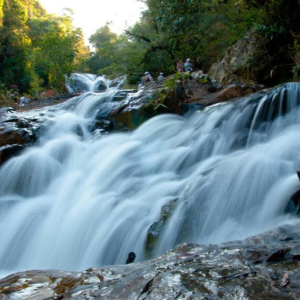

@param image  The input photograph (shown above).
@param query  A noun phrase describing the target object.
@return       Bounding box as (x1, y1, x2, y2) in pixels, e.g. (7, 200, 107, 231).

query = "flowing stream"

(1, 76, 300, 278)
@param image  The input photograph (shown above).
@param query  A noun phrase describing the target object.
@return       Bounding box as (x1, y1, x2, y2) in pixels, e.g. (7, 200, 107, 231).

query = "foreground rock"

(1, 224, 300, 299)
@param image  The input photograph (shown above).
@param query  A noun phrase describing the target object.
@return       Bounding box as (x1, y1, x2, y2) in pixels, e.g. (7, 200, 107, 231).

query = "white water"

(66, 73, 110, 93)
(1, 79, 300, 278)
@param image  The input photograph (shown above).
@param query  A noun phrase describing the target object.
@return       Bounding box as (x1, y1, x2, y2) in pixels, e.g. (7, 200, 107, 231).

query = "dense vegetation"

(0, 0, 300, 101)
(0, 0, 89, 100)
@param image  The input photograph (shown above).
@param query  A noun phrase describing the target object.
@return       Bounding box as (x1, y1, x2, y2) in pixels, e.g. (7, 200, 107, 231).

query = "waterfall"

(65, 73, 111, 93)
(1, 80, 300, 278)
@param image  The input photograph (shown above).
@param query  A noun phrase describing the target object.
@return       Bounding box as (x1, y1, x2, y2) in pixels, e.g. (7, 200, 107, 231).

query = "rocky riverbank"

(1, 81, 300, 299)
(0, 74, 266, 166)
(1, 224, 300, 299)
(17, 93, 79, 112)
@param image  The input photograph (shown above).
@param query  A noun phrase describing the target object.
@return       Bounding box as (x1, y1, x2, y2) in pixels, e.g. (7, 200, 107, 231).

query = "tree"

(250, 0, 300, 82)
(0, 1, 89, 96)
(122, 0, 260, 73)
(0, 0, 34, 92)
(32, 9, 84, 92)
(87, 25, 118, 74)
(0, 0, 3, 25)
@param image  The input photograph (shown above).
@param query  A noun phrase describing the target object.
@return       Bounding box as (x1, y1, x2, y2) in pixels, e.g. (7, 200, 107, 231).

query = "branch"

(124, 30, 151, 43)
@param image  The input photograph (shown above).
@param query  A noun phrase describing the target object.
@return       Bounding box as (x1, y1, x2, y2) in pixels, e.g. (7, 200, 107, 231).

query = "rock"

(96, 83, 107, 91)
(91, 119, 115, 133)
(0, 109, 46, 163)
(297, 168, 300, 181)
(126, 252, 136, 264)
(281, 273, 290, 287)
(289, 246, 300, 260)
(2, 225, 300, 299)
(145, 198, 178, 259)
(285, 189, 300, 215)
(266, 248, 291, 262)
(112, 90, 137, 101)
(191, 70, 204, 80)
(209, 29, 260, 85)
(0, 129, 25, 147)
(211, 84, 256, 104)
(0, 144, 24, 166)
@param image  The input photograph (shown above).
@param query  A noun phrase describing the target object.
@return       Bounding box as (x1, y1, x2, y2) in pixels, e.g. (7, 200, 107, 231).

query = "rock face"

(209, 29, 260, 85)
(0, 108, 43, 165)
(1, 224, 300, 299)
(145, 198, 178, 259)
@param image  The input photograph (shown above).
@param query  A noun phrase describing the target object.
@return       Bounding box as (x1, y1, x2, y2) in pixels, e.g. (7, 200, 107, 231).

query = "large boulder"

(0, 109, 45, 164)
(209, 29, 261, 85)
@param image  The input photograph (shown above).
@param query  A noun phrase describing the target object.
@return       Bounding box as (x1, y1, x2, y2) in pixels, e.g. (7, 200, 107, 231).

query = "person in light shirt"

(144, 71, 154, 82)
(157, 72, 164, 82)
(184, 58, 193, 72)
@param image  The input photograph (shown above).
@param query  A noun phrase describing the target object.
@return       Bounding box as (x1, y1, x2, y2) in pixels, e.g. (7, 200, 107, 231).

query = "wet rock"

(0, 144, 24, 166)
(145, 198, 178, 259)
(285, 189, 300, 215)
(110, 76, 126, 88)
(0, 109, 47, 164)
(16, 118, 30, 128)
(75, 124, 84, 138)
(91, 119, 115, 132)
(211, 84, 255, 104)
(96, 83, 107, 91)
(109, 101, 157, 131)
(297, 167, 300, 182)
(0, 128, 25, 147)
(290, 246, 300, 260)
(2, 225, 300, 300)
(266, 248, 291, 262)
(126, 252, 136, 264)
(112, 90, 137, 101)
(281, 273, 290, 287)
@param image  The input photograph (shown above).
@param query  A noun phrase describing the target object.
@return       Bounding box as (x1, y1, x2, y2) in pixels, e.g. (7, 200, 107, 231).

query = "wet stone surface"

(1, 224, 300, 299)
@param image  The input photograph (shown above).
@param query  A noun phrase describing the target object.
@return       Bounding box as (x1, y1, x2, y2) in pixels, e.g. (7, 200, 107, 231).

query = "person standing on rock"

(157, 72, 164, 82)
(176, 59, 184, 72)
(184, 58, 193, 72)
(145, 71, 154, 82)
(193, 57, 202, 71)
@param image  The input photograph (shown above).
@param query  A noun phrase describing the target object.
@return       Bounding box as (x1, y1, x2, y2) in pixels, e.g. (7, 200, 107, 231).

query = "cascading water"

(66, 73, 113, 93)
(1, 79, 300, 279)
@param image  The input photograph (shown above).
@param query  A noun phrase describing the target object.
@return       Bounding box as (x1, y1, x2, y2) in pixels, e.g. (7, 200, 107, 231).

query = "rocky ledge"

(1, 223, 300, 299)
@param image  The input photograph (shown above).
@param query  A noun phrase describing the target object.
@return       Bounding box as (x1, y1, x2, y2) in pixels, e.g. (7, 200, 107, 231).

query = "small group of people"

(137, 57, 202, 89)
(177, 57, 202, 73)
(138, 71, 165, 89)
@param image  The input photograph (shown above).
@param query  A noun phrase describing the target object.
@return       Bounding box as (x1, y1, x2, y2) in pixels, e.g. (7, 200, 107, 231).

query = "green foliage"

(252, 0, 300, 83)
(85, 0, 261, 82)
(256, 23, 284, 40)
(152, 72, 188, 109)
(36, 31, 76, 91)
(1, 0, 299, 99)
(0, 80, 5, 93)
(163, 72, 189, 90)
(0, 0, 88, 99)
(199, 77, 208, 84)
(292, 41, 300, 81)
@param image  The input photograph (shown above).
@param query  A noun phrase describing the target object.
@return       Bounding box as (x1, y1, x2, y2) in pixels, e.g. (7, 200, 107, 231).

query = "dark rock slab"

(1, 224, 300, 299)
